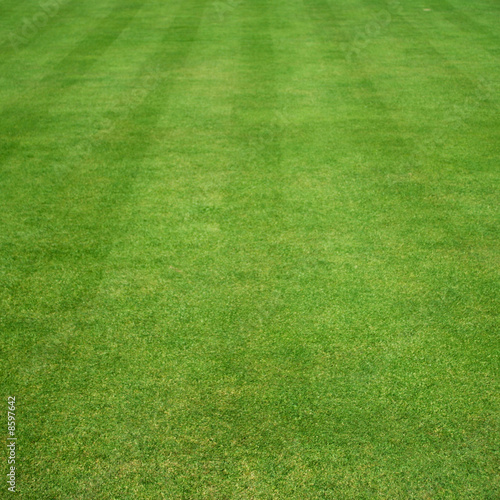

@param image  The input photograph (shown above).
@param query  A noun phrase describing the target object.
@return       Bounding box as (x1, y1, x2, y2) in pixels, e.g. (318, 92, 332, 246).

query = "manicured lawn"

(1, 0, 498, 498)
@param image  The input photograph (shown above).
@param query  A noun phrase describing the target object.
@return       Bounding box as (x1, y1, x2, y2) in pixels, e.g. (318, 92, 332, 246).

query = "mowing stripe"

(10, 0, 210, 385)
(426, 0, 500, 46)
(300, 0, 497, 312)
(0, 0, 147, 163)
(0, 0, 82, 62)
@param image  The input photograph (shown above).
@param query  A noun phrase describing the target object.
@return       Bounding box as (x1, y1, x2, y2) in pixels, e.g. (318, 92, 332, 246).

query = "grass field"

(1, 0, 499, 498)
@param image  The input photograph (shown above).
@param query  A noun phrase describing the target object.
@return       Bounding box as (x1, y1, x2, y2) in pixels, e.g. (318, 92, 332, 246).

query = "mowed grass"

(1, 0, 499, 498)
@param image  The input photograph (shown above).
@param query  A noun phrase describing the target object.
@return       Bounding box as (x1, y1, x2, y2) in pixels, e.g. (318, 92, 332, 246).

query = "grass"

(0, 0, 498, 498)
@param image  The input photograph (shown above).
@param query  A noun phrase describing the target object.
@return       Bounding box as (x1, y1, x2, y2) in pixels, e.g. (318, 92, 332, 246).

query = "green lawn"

(1, 0, 499, 498)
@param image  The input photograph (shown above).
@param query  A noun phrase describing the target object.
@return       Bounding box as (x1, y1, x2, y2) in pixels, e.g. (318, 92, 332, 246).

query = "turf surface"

(1, 0, 499, 498)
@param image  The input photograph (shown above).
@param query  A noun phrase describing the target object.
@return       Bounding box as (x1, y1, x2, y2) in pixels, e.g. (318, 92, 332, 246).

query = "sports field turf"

(1, 0, 499, 498)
